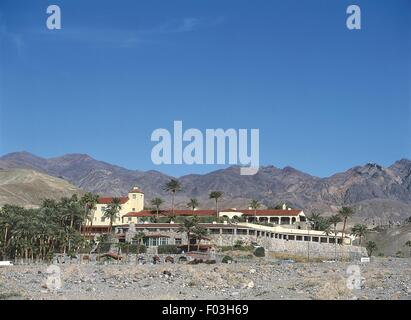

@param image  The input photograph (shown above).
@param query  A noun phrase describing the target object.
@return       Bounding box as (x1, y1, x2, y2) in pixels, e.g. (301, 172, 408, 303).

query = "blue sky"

(0, 0, 410, 177)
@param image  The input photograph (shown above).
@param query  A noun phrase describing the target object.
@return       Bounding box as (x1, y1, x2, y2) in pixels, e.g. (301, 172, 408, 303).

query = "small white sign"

(360, 257, 370, 263)
(0, 261, 13, 267)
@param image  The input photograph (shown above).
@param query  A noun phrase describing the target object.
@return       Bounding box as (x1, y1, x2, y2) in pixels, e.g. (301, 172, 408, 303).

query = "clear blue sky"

(0, 0, 410, 177)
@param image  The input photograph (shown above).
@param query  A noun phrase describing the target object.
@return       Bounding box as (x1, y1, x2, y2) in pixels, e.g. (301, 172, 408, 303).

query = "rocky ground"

(0, 257, 410, 300)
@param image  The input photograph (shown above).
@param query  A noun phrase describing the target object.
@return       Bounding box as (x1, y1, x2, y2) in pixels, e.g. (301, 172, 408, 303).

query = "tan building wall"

(92, 187, 144, 226)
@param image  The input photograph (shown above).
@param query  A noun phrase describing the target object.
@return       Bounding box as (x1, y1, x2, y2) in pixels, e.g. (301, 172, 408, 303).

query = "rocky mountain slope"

(0, 168, 84, 207)
(1, 152, 410, 222)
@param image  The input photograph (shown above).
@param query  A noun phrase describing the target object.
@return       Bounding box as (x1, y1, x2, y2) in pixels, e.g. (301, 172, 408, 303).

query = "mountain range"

(0, 151, 410, 224)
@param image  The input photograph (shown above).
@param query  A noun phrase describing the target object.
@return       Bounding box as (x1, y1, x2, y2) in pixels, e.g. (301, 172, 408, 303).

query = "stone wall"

(209, 234, 367, 260)
(124, 229, 367, 260)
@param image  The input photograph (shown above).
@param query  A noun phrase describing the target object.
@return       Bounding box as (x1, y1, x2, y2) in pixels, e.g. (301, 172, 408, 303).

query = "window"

(175, 238, 182, 245)
(237, 229, 247, 235)
(222, 229, 234, 234)
(133, 194, 136, 199)
(100, 217, 106, 222)
(296, 236, 303, 241)
(132, 208, 135, 211)
(101, 206, 106, 211)
(128, 217, 132, 222)
(160, 237, 169, 245)
(288, 235, 295, 240)
(209, 229, 220, 234)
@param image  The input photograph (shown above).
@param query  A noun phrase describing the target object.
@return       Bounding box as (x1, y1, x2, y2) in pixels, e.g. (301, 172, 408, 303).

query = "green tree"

(133, 231, 146, 263)
(339, 206, 354, 244)
(405, 240, 411, 257)
(308, 211, 331, 232)
(209, 191, 224, 215)
(163, 179, 182, 216)
(80, 192, 100, 236)
(150, 197, 164, 221)
(192, 225, 208, 251)
(178, 218, 198, 252)
(187, 198, 199, 212)
(328, 215, 342, 238)
(104, 198, 122, 234)
(351, 224, 368, 245)
(328, 214, 342, 261)
(365, 241, 377, 257)
(249, 199, 261, 223)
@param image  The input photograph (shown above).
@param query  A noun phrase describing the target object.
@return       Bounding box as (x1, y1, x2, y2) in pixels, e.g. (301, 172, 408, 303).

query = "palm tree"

(351, 224, 368, 245)
(150, 197, 164, 221)
(405, 240, 411, 257)
(192, 225, 208, 251)
(59, 195, 83, 254)
(249, 199, 261, 223)
(80, 192, 99, 237)
(308, 211, 332, 232)
(365, 241, 377, 257)
(163, 179, 182, 216)
(329, 215, 342, 238)
(133, 231, 146, 263)
(0, 195, 94, 263)
(177, 218, 197, 252)
(308, 211, 322, 230)
(104, 198, 122, 234)
(209, 191, 223, 215)
(339, 206, 354, 244)
(187, 198, 199, 213)
(328, 214, 342, 261)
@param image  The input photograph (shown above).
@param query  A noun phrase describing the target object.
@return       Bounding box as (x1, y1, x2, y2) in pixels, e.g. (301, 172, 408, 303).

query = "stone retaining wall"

(210, 234, 367, 259)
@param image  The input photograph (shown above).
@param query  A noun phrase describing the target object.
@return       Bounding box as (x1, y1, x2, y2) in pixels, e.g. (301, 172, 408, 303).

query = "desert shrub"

(222, 255, 233, 263)
(158, 245, 179, 254)
(395, 251, 405, 258)
(188, 259, 204, 265)
(205, 259, 216, 264)
(129, 244, 147, 254)
(98, 242, 112, 253)
(196, 216, 217, 223)
(254, 246, 265, 257)
(234, 240, 244, 249)
(219, 245, 254, 252)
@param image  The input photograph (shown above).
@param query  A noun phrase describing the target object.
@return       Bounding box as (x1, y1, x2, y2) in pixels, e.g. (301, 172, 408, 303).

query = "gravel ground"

(0, 257, 410, 300)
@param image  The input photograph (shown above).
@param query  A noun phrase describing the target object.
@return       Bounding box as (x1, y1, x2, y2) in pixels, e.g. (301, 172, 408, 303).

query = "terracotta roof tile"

(98, 197, 129, 204)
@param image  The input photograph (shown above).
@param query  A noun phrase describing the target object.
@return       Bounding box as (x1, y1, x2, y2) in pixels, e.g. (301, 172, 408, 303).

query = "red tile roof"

(123, 210, 216, 217)
(223, 209, 303, 217)
(98, 197, 129, 204)
(142, 233, 170, 238)
(128, 187, 144, 194)
(123, 209, 303, 217)
(121, 223, 239, 228)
